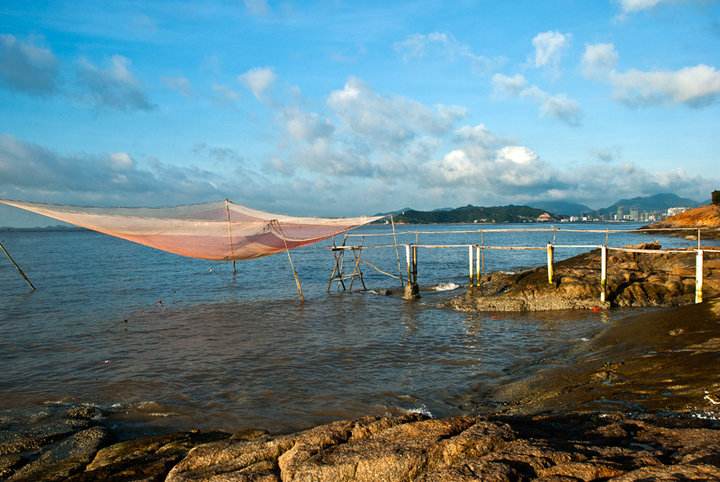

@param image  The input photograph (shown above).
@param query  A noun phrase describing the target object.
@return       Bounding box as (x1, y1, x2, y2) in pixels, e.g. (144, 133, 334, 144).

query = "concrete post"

(546, 243, 554, 285)
(600, 245, 607, 303)
(696, 249, 704, 304)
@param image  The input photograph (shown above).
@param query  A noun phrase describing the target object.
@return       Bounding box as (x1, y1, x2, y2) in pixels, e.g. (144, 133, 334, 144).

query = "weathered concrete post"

(600, 245, 608, 303)
(475, 245, 481, 287)
(696, 249, 704, 304)
(546, 243, 554, 285)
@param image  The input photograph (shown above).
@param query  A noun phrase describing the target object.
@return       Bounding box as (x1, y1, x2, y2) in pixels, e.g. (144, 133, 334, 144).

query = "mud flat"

(448, 242, 720, 312)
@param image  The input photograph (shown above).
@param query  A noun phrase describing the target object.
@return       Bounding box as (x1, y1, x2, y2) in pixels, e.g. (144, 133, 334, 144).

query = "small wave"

(433, 282, 460, 292)
(405, 404, 433, 418)
(691, 411, 720, 420)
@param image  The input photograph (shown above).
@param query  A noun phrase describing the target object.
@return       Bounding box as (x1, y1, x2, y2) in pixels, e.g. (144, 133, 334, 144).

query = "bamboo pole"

(696, 249, 703, 304)
(390, 215, 404, 286)
(546, 243, 554, 285)
(468, 245, 473, 284)
(600, 245, 607, 303)
(0, 241, 36, 291)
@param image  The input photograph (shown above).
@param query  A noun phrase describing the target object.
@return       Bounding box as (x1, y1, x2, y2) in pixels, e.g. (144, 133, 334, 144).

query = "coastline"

(3, 300, 720, 480)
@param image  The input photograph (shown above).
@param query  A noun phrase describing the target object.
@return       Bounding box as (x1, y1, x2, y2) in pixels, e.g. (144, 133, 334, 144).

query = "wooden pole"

(412, 244, 418, 286)
(696, 249, 703, 304)
(390, 215, 404, 286)
(698, 228, 702, 250)
(403, 243, 419, 300)
(546, 243, 554, 285)
(0, 241, 36, 291)
(405, 244, 412, 284)
(468, 245, 473, 285)
(475, 245, 480, 287)
(600, 245, 607, 303)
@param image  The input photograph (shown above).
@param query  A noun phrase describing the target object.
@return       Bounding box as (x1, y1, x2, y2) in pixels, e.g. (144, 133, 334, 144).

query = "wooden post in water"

(546, 243, 554, 285)
(0, 241, 36, 291)
(403, 244, 420, 299)
(475, 245, 480, 287)
(600, 245, 607, 303)
(468, 245, 474, 285)
(696, 249, 703, 304)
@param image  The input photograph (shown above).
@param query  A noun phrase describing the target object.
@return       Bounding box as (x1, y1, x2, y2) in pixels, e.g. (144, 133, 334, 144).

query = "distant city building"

(666, 207, 689, 217)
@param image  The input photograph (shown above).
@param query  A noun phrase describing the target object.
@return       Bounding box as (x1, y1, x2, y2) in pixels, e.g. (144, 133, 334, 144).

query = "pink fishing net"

(0, 199, 382, 261)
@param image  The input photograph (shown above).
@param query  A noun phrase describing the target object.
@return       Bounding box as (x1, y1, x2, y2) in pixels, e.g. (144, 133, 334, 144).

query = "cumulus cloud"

(76, 55, 154, 110)
(581, 43, 618, 78)
(582, 43, 720, 108)
(239, 67, 275, 100)
(162, 76, 192, 96)
(616, 0, 664, 16)
(492, 73, 582, 126)
(0, 34, 59, 95)
(531, 31, 571, 71)
(610, 65, 720, 107)
(282, 107, 334, 142)
(327, 77, 466, 148)
(394, 32, 503, 74)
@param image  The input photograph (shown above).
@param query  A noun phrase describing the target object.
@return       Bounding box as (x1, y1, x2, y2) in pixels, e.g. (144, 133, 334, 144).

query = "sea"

(0, 223, 708, 437)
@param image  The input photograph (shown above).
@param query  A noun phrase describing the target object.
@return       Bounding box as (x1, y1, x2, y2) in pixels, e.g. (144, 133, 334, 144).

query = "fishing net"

(0, 199, 382, 261)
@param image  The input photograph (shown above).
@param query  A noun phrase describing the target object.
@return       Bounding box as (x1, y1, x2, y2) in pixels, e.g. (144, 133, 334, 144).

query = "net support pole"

(468, 245, 474, 285)
(285, 246, 304, 303)
(403, 243, 419, 300)
(390, 215, 404, 287)
(600, 245, 607, 303)
(696, 249, 703, 304)
(475, 245, 480, 287)
(0, 241, 36, 291)
(546, 243, 554, 285)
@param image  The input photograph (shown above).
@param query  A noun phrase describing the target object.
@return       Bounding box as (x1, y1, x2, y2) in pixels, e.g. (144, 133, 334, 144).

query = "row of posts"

(467, 242, 705, 305)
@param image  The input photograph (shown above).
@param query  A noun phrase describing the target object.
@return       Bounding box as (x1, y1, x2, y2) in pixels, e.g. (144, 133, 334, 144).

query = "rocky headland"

(643, 204, 720, 240)
(448, 242, 719, 312)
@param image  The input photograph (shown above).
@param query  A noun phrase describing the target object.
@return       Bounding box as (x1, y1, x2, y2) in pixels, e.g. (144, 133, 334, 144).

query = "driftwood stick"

(0, 241, 36, 291)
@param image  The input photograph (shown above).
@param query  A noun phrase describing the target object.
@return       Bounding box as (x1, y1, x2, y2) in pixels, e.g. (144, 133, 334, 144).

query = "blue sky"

(1, 0, 719, 225)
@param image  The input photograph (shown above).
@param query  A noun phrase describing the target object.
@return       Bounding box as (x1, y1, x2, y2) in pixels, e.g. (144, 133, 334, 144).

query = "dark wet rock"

(448, 242, 720, 311)
(66, 430, 230, 481)
(0, 454, 23, 479)
(162, 412, 720, 481)
(7, 426, 109, 481)
(64, 405, 103, 421)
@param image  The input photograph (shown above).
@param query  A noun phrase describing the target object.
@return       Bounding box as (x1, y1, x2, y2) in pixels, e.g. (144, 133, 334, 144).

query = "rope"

(271, 219, 304, 302)
(224, 199, 236, 273)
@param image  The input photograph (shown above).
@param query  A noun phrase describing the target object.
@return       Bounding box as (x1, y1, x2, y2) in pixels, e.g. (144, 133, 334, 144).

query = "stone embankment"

(448, 242, 720, 312)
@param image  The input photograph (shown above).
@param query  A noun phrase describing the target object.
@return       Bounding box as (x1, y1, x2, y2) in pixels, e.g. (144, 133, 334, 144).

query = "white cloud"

(492, 73, 582, 126)
(110, 152, 134, 170)
(617, 0, 664, 16)
(0, 34, 59, 95)
(239, 67, 275, 100)
(610, 64, 720, 107)
(581, 43, 618, 78)
(76, 55, 154, 110)
(531, 31, 571, 70)
(162, 76, 192, 96)
(244, 0, 270, 16)
(327, 77, 466, 148)
(394, 32, 503, 74)
(212, 83, 240, 104)
(282, 107, 334, 142)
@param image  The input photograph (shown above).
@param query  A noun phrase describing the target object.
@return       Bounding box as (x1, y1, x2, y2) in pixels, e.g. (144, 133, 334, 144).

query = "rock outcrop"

(644, 204, 720, 239)
(448, 242, 720, 312)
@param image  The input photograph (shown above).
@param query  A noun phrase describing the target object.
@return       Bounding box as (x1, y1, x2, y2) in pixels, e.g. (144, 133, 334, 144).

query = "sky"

(1, 0, 719, 226)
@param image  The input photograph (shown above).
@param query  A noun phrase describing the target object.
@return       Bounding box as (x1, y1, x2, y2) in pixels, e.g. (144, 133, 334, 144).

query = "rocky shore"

(448, 242, 720, 312)
(3, 300, 720, 480)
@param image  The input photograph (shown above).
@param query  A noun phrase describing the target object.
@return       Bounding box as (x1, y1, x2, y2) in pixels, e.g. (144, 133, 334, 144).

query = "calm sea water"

(0, 223, 706, 436)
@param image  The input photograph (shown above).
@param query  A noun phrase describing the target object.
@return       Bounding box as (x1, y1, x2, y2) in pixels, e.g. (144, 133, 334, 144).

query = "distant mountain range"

(529, 193, 700, 217)
(379, 193, 702, 224)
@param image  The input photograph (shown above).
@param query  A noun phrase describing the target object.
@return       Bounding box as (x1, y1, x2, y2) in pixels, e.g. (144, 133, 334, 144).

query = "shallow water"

(0, 223, 708, 436)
